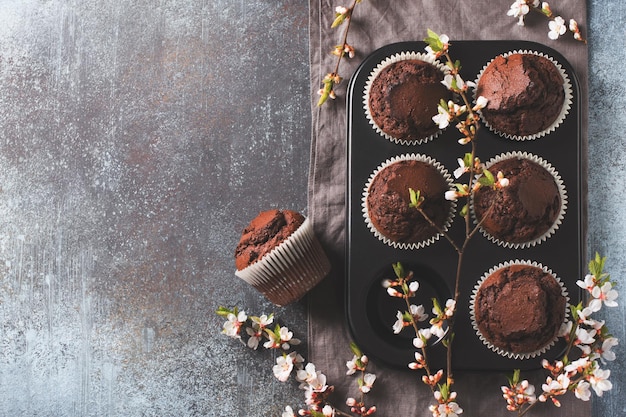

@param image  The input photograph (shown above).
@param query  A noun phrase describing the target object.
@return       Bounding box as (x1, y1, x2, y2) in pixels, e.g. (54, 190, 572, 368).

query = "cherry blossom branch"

(507, 0, 587, 43)
(217, 307, 377, 417)
(317, 0, 364, 106)
(385, 30, 512, 416)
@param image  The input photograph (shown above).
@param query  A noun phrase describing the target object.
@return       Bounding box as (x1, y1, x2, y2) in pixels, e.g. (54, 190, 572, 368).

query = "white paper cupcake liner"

(470, 260, 569, 360)
(235, 217, 331, 306)
(363, 51, 450, 146)
(474, 50, 573, 141)
(471, 151, 567, 249)
(362, 153, 456, 250)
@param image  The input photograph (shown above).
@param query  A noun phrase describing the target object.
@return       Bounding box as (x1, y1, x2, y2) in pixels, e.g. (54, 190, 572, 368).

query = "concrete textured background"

(0, 0, 623, 416)
(588, 1, 626, 416)
(0, 1, 309, 416)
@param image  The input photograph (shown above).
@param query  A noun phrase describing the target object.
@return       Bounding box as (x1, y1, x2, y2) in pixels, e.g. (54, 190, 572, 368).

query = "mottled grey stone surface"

(0, 0, 309, 416)
(588, 1, 626, 416)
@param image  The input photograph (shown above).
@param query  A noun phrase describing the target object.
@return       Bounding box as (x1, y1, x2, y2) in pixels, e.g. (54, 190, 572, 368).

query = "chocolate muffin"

(476, 53, 566, 137)
(234, 210, 331, 306)
(473, 263, 567, 356)
(367, 57, 450, 143)
(366, 157, 452, 246)
(235, 209, 304, 270)
(473, 154, 563, 246)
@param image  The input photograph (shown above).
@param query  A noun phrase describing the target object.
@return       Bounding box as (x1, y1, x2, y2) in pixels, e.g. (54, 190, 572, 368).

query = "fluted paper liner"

(474, 50, 573, 141)
(362, 153, 456, 250)
(235, 218, 331, 306)
(363, 51, 449, 146)
(471, 151, 567, 249)
(470, 260, 569, 360)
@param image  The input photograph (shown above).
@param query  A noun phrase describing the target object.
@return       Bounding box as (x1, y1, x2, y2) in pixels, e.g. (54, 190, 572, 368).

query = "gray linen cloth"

(308, 0, 589, 416)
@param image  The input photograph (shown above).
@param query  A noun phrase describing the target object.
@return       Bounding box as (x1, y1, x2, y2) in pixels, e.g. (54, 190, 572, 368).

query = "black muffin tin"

(345, 41, 583, 371)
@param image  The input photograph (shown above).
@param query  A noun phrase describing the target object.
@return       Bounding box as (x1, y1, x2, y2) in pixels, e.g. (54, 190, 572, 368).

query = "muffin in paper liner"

(363, 51, 450, 146)
(474, 50, 573, 141)
(471, 151, 567, 249)
(235, 217, 331, 306)
(470, 260, 570, 360)
(362, 153, 456, 250)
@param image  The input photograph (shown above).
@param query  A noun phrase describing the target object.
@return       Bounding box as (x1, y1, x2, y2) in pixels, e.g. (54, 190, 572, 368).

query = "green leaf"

(216, 306, 235, 317)
(424, 29, 443, 52)
(432, 297, 442, 315)
(459, 204, 468, 217)
(477, 169, 495, 187)
(350, 341, 363, 357)
(438, 382, 449, 400)
(331, 13, 346, 28)
(508, 369, 521, 386)
(409, 187, 421, 208)
(589, 252, 607, 278)
(392, 262, 405, 279)
(463, 152, 473, 168)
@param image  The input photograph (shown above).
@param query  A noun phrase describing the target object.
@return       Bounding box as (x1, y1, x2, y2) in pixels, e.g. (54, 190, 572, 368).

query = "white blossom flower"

(346, 355, 359, 375)
(548, 16, 567, 40)
(444, 299, 456, 318)
(564, 356, 591, 375)
(265, 326, 301, 350)
(297, 363, 322, 387)
(410, 304, 429, 322)
(360, 373, 376, 393)
(282, 405, 296, 417)
(436, 401, 463, 417)
(591, 281, 618, 309)
(245, 314, 274, 349)
(541, 374, 570, 396)
(430, 323, 447, 339)
(322, 405, 335, 417)
(409, 281, 419, 293)
(600, 337, 618, 362)
(507, 0, 531, 25)
(251, 314, 273, 327)
(393, 311, 405, 334)
(575, 327, 597, 345)
(441, 74, 475, 92)
(473, 95, 489, 111)
(454, 158, 468, 179)
(246, 326, 262, 349)
(576, 274, 596, 292)
(445, 190, 459, 201)
(433, 111, 452, 130)
(558, 320, 573, 337)
(273, 352, 298, 382)
(222, 311, 247, 338)
(589, 367, 612, 396)
(413, 328, 432, 348)
(387, 287, 403, 297)
(335, 6, 348, 15)
(574, 380, 592, 401)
